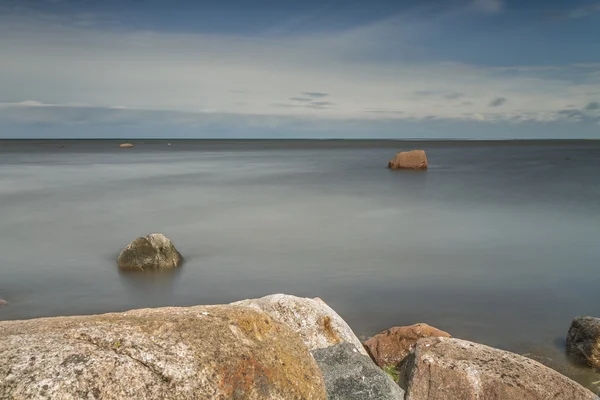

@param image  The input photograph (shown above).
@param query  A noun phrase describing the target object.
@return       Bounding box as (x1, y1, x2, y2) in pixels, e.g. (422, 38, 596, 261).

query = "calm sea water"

(1, 140, 599, 390)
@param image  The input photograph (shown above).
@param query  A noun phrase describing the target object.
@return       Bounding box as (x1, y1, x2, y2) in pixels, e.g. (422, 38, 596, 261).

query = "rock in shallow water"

(233, 293, 368, 355)
(399, 337, 598, 400)
(364, 323, 451, 368)
(388, 150, 428, 170)
(0, 305, 327, 399)
(117, 233, 183, 270)
(119, 143, 134, 148)
(0, 299, 7, 307)
(567, 316, 600, 370)
(312, 342, 405, 400)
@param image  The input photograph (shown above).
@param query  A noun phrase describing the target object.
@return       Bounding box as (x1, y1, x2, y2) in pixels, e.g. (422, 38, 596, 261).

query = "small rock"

(119, 143, 134, 148)
(117, 233, 183, 270)
(567, 316, 600, 370)
(388, 150, 428, 170)
(364, 323, 451, 368)
(0, 299, 7, 307)
(400, 337, 598, 400)
(233, 294, 367, 355)
(312, 343, 405, 400)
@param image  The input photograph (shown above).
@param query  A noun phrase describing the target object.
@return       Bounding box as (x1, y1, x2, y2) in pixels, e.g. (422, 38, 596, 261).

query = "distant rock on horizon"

(119, 143, 134, 148)
(388, 150, 428, 170)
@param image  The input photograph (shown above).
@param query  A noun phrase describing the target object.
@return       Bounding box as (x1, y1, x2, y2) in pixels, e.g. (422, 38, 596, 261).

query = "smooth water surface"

(1, 140, 599, 390)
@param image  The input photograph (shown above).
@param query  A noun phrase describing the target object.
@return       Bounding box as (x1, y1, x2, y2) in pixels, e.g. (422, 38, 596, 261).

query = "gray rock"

(0, 299, 7, 307)
(117, 233, 183, 270)
(567, 316, 600, 369)
(400, 337, 599, 400)
(233, 294, 368, 355)
(312, 342, 405, 400)
(0, 304, 327, 399)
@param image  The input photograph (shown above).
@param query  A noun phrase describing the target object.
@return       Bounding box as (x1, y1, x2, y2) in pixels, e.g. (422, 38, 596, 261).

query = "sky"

(1, 0, 600, 139)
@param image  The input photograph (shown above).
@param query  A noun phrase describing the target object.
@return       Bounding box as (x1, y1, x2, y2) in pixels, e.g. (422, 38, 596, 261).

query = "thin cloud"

(302, 92, 329, 98)
(473, 0, 505, 14)
(584, 101, 600, 110)
(445, 92, 465, 100)
(290, 97, 312, 102)
(489, 97, 508, 107)
(311, 101, 335, 106)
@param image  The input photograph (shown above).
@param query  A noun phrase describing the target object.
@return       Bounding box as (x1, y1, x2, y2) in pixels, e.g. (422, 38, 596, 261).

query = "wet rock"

(0, 299, 7, 307)
(233, 294, 367, 355)
(117, 233, 183, 270)
(364, 323, 451, 368)
(0, 304, 327, 399)
(312, 342, 405, 400)
(119, 143, 134, 148)
(388, 150, 428, 170)
(567, 316, 600, 369)
(400, 337, 598, 400)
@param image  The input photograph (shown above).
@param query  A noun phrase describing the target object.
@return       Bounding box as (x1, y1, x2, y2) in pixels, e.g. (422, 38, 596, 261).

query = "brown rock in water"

(364, 323, 451, 368)
(400, 337, 598, 400)
(567, 316, 600, 370)
(388, 150, 428, 170)
(119, 143, 134, 148)
(0, 305, 327, 400)
(117, 233, 183, 270)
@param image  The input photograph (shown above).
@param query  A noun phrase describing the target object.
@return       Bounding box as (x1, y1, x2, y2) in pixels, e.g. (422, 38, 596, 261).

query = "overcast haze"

(1, 0, 600, 138)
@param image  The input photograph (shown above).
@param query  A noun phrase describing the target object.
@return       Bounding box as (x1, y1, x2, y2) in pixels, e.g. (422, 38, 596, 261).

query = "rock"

(364, 323, 451, 368)
(312, 342, 405, 400)
(232, 294, 367, 356)
(0, 304, 327, 399)
(388, 150, 428, 170)
(119, 143, 134, 148)
(0, 299, 7, 307)
(567, 316, 600, 369)
(117, 233, 183, 270)
(400, 337, 598, 400)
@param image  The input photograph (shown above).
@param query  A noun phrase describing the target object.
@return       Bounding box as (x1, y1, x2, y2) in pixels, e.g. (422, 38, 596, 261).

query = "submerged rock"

(364, 323, 451, 368)
(400, 337, 598, 400)
(388, 150, 428, 170)
(117, 233, 183, 270)
(0, 304, 327, 399)
(0, 299, 7, 307)
(312, 342, 405, 400)
(233, 294, 368, 356)
(119, 143, 134, 148)
(567, 316, 600, 370)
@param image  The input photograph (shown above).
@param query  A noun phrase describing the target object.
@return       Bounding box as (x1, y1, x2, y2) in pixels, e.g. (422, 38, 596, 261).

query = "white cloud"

(0, 7, 599, 129)
(473, 0, 505, 14)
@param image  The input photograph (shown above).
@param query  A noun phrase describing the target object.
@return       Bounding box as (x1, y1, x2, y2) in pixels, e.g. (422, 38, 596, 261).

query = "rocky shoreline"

(1, 293, 599, 399)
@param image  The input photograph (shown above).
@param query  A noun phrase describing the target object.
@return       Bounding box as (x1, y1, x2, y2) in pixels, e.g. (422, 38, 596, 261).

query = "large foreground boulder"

(233, 294, 367, 356)
(364, 323, 451, 369)
(117, 233, 183, 270)
(567, 316, 600, 369)
(388, 150, 428, 170)
(400, 337, 598, 400)
(0, 305, 327, 399)
(312, 343, 405, 400)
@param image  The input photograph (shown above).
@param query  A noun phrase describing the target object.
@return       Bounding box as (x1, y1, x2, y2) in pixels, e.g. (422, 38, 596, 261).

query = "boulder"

(364, 323, 451, 368)
(312, 342, 405, 400)
(119, 143, 134, 148)
(232, 294, 367, 356)
(0, 305, 327, 399)
(117, 233, 183, 270)
(399, 337, 598, 400)
(567, 316, 600, 369)
(388, 150, 428, 170)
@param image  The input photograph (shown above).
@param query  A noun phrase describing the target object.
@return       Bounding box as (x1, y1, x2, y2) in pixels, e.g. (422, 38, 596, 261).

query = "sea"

(1, 139, 599, 390)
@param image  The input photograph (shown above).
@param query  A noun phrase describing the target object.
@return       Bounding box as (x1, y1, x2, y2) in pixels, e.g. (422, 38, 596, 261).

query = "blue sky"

(1, 0, 600, 138)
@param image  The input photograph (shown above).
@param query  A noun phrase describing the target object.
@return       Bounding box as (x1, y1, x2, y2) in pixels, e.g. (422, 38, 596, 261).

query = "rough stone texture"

(388, 150, 428, 170)
(0, 299, 7, 307)
(364, 323, 451, 368)
(119, 143, 134, 148)
(233, 294, 367, 356)
(400, 337, 599, 400)
(117, 233, 183, 270)
(0, 305, 327, 400)
(567, 316, 600, 370)
(312, 343, 405, 400)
